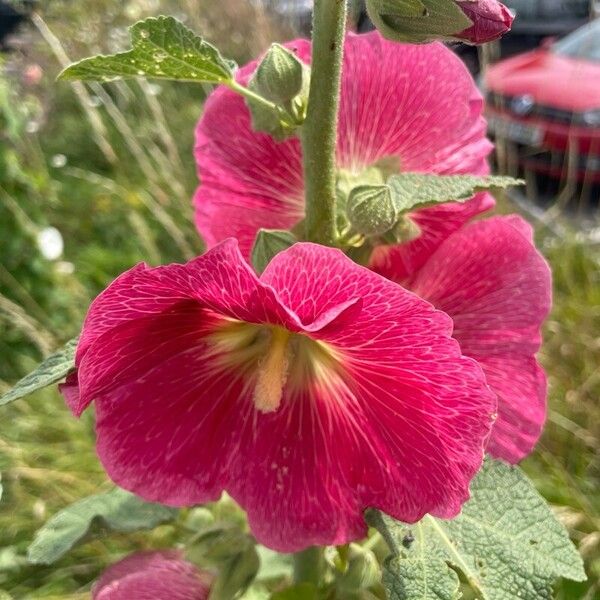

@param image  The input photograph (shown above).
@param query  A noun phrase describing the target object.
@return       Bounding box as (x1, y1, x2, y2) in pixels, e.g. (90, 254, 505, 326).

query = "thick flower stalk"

(194, 32, 494, 280)
(61, 241, 495, 551)
(92, 551, 211, 599)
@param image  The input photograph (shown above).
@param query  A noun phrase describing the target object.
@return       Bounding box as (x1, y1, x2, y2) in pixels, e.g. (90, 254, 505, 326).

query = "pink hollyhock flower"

(62, 241, 495, 552)
(194, 32, 494, 281)
(92, 550, 211, 600)
(380, 216, 552, 463)
(456, 0, 514, 44)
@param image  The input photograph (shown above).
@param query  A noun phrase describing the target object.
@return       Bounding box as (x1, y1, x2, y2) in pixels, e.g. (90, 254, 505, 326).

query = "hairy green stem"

(302, 0, 348, 245)
(293, 546, 324, 586)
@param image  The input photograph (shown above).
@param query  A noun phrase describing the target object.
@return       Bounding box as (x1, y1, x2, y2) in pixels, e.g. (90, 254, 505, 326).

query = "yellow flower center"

(253, 327, 291, 413)
(207, 319, 343, 414)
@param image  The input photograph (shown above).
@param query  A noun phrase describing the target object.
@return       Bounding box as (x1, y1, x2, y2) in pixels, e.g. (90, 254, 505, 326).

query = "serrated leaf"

(0, 338, 77, 406)
(388, 173, 523, 214)
(59, 16, 235, 84)
(369, 459, 586, 600)
(251, 229, 297, 274)
(27, 488, 177, 565)
(367, 0, 472, 42)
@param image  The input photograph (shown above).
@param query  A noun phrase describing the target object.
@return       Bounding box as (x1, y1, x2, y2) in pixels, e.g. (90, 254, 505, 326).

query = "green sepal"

(251, 229, 297, 274)
(27, 488, 177, 565)
(346, 184, 398, 236)
(58, 16, 236, 84)
(368, 459, 586, 600)
(186, 523, 259, 600)
(252, 43, 305, 104)
(366, 0, 472, 43)
(336, 544, 382, 593)
(0, 338, 77, 406)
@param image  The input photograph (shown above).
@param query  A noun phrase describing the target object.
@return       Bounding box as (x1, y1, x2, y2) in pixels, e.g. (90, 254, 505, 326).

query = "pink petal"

(193, 42, 309, 255)
(93, 551, 210, 600)
(67, 241, 495, 551)
(193, 32, 494, 271)
(456, 0, 514, 44)
(406, 216, 552, 462)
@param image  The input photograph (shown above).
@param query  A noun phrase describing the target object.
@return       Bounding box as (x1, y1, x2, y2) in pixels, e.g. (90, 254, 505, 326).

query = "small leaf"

(27, 488, 177, 565)
(0, 338, 77, 406)
(369, 459, 586, 600)
(251, 229, 297, 274)
(59, 16, 235, 84)
(367, 0, 472, 43)
(347, 184, 398, 236)
(388, 173, 522, 214)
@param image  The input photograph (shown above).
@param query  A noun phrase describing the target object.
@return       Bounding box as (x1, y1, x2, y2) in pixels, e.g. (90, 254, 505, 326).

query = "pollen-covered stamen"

(253, 327, 292, 413)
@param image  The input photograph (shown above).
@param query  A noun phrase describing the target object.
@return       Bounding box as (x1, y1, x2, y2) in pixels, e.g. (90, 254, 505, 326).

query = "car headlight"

(580, 109, 600, 127)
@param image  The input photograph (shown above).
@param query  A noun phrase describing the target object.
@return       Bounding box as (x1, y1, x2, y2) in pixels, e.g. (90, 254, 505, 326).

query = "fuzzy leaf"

(27, 488, 177, 564)
(388, 173, 522, 214)
(369, 459, 586, 600)
(251, 229, 297, 274)
(59, 16, 235, 84)
(0, 338, 77, 406)
(367, 0, 472, 43)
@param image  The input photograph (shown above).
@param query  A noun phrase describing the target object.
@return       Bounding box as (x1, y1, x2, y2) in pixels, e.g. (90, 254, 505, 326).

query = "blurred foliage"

(0, 1, 599, 598)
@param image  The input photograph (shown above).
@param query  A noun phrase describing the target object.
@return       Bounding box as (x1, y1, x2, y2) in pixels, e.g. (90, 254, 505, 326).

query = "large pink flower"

(62, 241, 495, 552)
(381, 216, 552, 463)
(92, 550, 211, 600)
(194, 32, 494, 280)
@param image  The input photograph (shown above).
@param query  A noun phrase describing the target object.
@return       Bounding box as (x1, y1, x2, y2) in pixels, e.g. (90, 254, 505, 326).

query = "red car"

(485, 19, 600, 184)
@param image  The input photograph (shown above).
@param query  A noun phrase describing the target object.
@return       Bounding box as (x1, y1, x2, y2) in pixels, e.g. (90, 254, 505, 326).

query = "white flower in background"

(37, 227, 64, 261)
(51, 154, 67, 168)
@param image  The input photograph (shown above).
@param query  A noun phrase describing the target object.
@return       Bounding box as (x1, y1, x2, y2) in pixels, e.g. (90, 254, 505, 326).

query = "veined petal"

(193, 33, 494, 269)
(66, 242, 495, 551)
(406, 216, 552, 462)
(93, 551, 211, 600)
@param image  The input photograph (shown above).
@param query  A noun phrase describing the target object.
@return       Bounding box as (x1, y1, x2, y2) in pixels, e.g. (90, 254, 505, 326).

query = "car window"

(553, 20, 600, 61)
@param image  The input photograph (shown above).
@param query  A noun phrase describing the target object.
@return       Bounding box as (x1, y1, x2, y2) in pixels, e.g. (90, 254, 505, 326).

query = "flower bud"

(366, 0, 513, 45)
(347, 184, 398, 236)
(252, 43, 305, 104)
(455, 0, 514, 44)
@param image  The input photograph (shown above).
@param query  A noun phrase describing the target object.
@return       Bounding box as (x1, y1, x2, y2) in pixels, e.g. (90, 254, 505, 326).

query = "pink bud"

(455, 0, 514, 44)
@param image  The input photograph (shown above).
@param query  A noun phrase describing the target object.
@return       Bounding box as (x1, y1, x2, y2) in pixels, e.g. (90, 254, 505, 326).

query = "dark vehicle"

(485, 19, 600, 194)
(0, 1, 26, 50)
(507, 0, 591, 35)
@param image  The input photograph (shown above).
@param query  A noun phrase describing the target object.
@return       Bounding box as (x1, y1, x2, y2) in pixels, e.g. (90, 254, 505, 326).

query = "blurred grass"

(0, 1, 599, 598)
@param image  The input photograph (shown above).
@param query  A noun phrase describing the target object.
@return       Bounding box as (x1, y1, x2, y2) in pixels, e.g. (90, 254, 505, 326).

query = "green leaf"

(251, 229, 297, 274)
(0, 338, 77, 406)
(388, 173, 523, 214)
(369, 459, 586, 600)
(27, 488, 177, 565)
(367, 0, 472, 43)
(59, 16, 235, 84)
